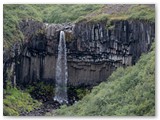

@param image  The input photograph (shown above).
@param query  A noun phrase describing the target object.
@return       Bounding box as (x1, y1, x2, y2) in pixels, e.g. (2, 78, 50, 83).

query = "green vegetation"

(54, 43, 155, 116)
(127, 5, 155, 22)
(3, 4, 43, 49)
(44, 4, 102, 23)
(68, 86, 91, 101)
(107, 5, 155, 22)
(76, 13, 109, 23)
(26, 82, 55, 101)
(81, 5, 154, 23)
(3, 87, 42, 116)
(90, 14, 109, 22)
(75, 88, 91, 100)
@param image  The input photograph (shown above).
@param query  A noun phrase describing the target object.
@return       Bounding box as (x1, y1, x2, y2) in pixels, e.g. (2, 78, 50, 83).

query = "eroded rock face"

(3, 19, 155, 87)
(66, 20, 155, 86)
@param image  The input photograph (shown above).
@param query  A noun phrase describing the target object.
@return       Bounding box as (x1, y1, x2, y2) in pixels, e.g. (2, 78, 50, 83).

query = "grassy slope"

(3, 87, 42, 116)
(3, 5, 43, 49)
(76, 5, 155, 23)
(42, 4, 103, 23)
(54, 43, 155, 116)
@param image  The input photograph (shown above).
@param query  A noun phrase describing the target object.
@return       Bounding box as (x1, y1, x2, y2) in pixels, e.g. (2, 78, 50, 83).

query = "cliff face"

(67, 20, 155, 86)
(3, 19, 155, 87)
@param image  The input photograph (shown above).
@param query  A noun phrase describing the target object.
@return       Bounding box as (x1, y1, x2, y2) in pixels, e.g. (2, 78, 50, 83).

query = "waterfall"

(54, 31, 68, 104)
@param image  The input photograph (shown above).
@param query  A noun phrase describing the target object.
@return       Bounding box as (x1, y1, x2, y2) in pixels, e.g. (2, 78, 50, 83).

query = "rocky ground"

(20, 101, 60, 116)
(20, 92, 78, 116)
(19, 84, 81, 116)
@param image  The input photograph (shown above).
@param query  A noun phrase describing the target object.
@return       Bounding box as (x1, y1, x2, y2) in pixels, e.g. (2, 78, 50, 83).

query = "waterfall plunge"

(54, 31, 68, 104)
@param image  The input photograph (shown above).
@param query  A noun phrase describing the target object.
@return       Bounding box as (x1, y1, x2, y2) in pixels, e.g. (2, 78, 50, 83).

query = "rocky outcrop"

(3, 19, 155, 87)
(67, 20, 155, 85)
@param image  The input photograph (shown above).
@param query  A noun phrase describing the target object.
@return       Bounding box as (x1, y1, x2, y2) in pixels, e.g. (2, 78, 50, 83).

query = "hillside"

(54, 43, 155, 116)
(3, 87, 42, 116)
(3, 4, 154, 49)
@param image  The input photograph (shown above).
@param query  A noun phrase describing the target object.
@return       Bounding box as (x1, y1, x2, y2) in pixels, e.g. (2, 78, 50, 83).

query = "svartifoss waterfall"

(54, 31, 68, 104)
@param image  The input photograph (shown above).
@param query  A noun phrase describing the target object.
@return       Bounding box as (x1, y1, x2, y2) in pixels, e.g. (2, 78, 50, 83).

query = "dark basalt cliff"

(3, 19, 155, 87)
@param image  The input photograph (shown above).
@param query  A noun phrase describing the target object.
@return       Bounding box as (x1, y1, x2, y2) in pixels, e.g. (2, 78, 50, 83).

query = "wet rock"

(20, 101, 60, 116)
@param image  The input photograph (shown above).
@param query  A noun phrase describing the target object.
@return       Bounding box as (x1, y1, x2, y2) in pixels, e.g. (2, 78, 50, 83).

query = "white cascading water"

(54, 31, 68, 104)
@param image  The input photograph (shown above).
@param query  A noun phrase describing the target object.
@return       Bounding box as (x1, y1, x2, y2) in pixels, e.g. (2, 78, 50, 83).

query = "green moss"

(3, 88, 42, 116)
(54, 42, 155, 116)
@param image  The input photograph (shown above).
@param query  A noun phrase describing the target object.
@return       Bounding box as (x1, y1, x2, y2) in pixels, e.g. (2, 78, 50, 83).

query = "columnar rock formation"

(3, 19, 155, 87)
